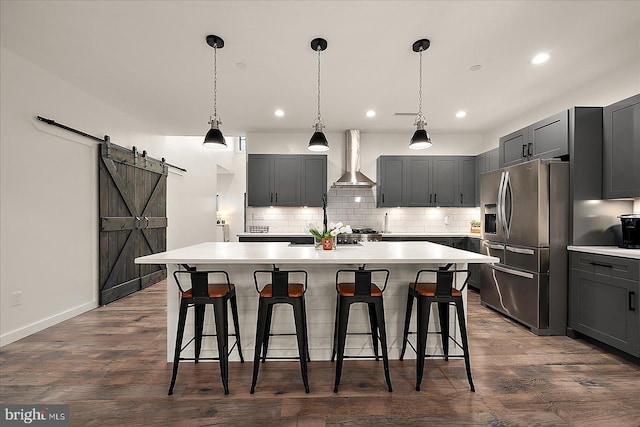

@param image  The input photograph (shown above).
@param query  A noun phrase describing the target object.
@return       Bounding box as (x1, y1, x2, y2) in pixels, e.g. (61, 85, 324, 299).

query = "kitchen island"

(135, 241, 498, 362)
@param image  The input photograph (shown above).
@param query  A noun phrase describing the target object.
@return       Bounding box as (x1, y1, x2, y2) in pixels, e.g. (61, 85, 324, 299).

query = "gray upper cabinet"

(499, 110, 569, 168)
(475, 148, 499, 206)
(300, 155, 327, 206)
(247, 154, 274, 206)
(378, 155, 471, 207)
(247, 154, 327, 207)
(431, 157, 458, 207)
(458, 156, 476, 207)
(377, 156, 406, 207)
(500, 128, 529, 167)
(603, 93, 640, 199)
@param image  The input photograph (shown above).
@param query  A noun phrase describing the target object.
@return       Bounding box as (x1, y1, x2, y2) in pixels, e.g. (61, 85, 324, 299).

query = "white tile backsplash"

(247, 187, 481, 234)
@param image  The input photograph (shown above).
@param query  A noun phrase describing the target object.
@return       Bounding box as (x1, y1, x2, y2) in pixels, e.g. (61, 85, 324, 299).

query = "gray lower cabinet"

(603, 93, 640, 199)
(569, 252, 640, 357)
(239, 235, 313, 244)
(247, 154, 327, 207)
(499, 110, 569, 168)
(378, 155, 472, 207)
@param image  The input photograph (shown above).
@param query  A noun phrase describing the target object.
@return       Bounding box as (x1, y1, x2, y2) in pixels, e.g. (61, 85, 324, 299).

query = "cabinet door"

(530, 110, 569, 160)
(499, 128, 528, 167)
(300, 155, 327, 207)
(377, 156, 405, 207)
(486, 148, 499, 171)
(406, 156, 431, 206)
(475, 154, 486, 208)
(247, 155, 274, 206)
(570, 269, 639, 357)
(431, 157, 458, 207)
(458, 156, 476, 207)
(273, 155, 300, 206)
(603, 94, 640, 199)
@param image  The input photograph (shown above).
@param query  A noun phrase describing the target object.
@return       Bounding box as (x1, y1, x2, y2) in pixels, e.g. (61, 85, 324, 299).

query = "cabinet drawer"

(570, 252, 639, 281)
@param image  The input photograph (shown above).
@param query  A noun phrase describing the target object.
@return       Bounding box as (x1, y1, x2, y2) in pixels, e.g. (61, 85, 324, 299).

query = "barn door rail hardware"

(36, 115, 187, 172)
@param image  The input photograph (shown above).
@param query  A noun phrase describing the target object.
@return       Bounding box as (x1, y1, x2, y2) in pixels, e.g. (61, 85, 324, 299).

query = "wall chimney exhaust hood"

(333, 130, 376, 187)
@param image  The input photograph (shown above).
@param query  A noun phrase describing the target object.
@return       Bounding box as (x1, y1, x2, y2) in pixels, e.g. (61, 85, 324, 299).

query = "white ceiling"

(1, 1, 639, 137)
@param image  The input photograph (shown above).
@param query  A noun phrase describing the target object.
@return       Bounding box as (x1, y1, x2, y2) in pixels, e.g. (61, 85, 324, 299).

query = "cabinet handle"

(275, 193, 278, 203)
(270, 193, 273, 203)
(630, 292, 636, 312)
(527, 142, 533, 157)
(460, 193, 463, 204)
(589, 261, 613, 268)
(429, 194, 432, 204)
(382, 194, 385, 203)
(522, 144, 527, 158)
(434, 193, 437, 204)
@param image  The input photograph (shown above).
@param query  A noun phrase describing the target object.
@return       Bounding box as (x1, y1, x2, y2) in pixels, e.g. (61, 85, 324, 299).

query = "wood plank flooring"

(1, 281, 639, 426)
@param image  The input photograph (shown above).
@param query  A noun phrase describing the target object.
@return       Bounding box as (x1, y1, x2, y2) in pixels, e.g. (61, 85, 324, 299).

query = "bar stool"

(251, 267, 310, 394)
(332, 266, 392, 393)
(399, 266, 475, 392)
(169, 268, 244, 396)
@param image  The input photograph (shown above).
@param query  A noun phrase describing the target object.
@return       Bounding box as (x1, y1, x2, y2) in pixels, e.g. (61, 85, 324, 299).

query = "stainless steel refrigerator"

(480, 159, 569, 335)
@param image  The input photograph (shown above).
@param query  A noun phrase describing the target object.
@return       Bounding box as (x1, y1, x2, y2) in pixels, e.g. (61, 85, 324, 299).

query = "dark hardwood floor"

(1, 281, 639, 426)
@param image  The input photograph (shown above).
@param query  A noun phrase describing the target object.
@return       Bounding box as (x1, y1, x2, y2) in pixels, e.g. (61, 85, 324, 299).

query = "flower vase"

(322, 237, 333, 250)
(314, 236, 322, 249)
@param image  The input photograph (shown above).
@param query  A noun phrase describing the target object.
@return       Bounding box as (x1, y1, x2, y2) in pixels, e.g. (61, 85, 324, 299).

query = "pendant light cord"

(418, 48, 423, 116)
(316, 46, 322, 124)
(213, 43, 218, 119)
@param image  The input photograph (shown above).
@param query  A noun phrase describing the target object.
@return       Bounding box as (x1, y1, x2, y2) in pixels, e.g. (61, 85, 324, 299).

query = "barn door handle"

(135, 216, 142, 229)
(143, 216, 149, 229)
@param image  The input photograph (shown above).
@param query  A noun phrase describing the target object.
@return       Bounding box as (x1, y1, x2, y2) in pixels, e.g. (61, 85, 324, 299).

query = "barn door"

(99, 143, 168, 305)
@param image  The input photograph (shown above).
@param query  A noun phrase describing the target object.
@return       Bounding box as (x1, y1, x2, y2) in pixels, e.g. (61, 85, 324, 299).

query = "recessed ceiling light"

(274, 109, 284, 117)
(531, 53, 550, 65)
(469, 65, 481, 71)
(456, 111, 467, 118)
(366, 110, 376, 118)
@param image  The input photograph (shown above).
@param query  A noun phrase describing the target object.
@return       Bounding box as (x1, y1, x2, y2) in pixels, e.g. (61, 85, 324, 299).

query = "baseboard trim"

(0, 300, 97, 347)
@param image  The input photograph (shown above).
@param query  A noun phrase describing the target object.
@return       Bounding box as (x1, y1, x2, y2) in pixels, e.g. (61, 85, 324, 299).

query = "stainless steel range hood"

(333, 130, 376, 187)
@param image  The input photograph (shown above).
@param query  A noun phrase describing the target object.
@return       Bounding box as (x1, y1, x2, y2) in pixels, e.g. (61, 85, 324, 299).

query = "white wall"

(480, 59, 640, 151)
(0, 47, 234, 346)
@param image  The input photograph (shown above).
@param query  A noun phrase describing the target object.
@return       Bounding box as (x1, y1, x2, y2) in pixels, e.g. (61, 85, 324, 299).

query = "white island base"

(135, 241, 498, 362)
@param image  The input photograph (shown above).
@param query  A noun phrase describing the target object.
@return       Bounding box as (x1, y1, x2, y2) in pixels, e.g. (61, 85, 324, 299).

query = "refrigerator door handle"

(485, 243, 504, 250)
(488, 263, 534, 279)
(506, 245, 534, 255)
(503, 171, 512, 239)
(497, 171, 506, 235)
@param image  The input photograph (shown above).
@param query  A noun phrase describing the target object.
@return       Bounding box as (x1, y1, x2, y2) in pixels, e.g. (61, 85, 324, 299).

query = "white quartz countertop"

(136, 241, 499, 265)
(567, 246, 640, 260)
(237, 232, 481, 238)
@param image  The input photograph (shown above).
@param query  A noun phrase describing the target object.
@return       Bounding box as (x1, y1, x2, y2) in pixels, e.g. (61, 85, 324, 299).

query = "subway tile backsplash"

(247, 187, 481, 234)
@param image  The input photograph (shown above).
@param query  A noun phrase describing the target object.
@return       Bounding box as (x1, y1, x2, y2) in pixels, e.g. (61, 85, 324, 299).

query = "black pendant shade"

(409, 128, 432, 149)
(204, 124, 226, 147)
(308, 131, 329, 151)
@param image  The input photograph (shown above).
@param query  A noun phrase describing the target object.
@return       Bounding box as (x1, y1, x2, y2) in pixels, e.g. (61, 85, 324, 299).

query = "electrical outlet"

(11, 291, 22, 307)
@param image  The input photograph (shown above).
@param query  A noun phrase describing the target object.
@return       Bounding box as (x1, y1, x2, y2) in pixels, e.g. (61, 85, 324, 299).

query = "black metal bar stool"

(399, 265, 475, 392)
(332, 266, 392, 393)
(169, 267, 244, 396)
(251, 267, 310, 394)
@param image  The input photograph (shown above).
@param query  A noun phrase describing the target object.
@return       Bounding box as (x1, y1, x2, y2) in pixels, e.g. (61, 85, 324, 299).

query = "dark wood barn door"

(99, 144, 168, 305)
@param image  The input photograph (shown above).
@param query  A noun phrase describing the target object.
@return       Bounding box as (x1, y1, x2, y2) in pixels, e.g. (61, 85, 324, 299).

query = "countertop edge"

(567, 246, 640, 260)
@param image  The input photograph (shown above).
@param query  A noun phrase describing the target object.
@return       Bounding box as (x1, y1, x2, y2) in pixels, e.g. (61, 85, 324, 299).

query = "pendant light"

(308, 38, 329, 152)
(203, 34, 227, 148)
(409, 39, 432, 150)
